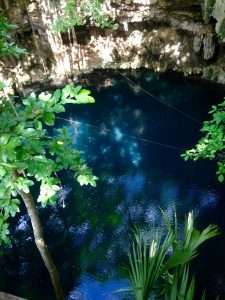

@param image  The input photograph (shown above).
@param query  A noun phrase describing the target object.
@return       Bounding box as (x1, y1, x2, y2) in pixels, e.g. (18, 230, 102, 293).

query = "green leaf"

(0, 166, 6, 178)
(77, 174, 98, 187)
(43, 112, 55, 126)
(0, 134, 10, 145)
(34, 120, 43, 130)
(15, 177, 34, 193)
(0, 16, 26, 58)
(37, 179, 60, 206)
(218, 174, 224, 182)
(0, 214, 10, 245)
(78, 89, 91, 96)
(53, 104, 65, 113)
(182, 98, 225, 183)
(75, 93, 95, 104)
(1, 198, 20, 217)
(61, 84, 82, 103)
(51, 89, 62, 104)
(165, 248, 197, 270)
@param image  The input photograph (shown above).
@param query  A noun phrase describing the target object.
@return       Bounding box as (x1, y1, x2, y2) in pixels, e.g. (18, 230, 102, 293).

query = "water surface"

(0, 72, 225, 299)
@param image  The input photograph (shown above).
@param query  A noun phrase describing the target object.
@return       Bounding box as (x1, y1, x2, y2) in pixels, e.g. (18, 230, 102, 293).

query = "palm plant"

(127, 211, 220, 300)
(164, 266, 206, 300)
(164, 266, 195, 300)
(128, 229, 173, 300)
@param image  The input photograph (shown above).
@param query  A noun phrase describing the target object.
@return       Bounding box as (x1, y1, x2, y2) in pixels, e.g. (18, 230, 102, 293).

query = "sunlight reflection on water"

(68, 276, 129, 300)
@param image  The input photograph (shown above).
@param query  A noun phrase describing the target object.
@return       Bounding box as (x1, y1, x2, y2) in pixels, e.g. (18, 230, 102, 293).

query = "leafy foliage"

(0, 84, 97, 245)
(182, 99, 225, 182)
(52, 0, 116, 33)
(127, 211, 220, 300)
(0, 15, 26, 58)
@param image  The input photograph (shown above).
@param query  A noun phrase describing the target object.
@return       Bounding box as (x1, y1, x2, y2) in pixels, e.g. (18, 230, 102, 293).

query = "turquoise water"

(0, 72, 225, 299)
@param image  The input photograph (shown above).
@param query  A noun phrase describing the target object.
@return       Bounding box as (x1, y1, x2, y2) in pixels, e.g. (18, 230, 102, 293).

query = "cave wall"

(0, 0, 225, 87)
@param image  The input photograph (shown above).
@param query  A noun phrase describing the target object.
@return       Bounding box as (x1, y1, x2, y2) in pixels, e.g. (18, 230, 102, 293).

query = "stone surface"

(212, 0, 225, 38)
(0, 0, 225, 86)
(203, 33, 215, 59)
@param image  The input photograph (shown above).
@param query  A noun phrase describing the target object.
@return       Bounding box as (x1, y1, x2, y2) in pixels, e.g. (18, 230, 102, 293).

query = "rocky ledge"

(0, 0, 224, 88)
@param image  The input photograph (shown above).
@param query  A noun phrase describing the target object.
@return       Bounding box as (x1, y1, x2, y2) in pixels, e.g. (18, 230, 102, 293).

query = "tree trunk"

(17, 189, 64, 300)
(0, 291, 27, 300)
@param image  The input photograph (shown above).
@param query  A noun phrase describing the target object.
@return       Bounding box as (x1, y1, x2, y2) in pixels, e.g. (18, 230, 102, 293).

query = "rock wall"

(0, 0, 225, 88)
(212, 0, 225, 37)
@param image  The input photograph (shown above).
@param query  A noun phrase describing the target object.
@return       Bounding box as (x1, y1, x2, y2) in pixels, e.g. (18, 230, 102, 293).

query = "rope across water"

(57, 117, 187, 152)
(56, 74, 201, 152)
(119, 72, 201, 125)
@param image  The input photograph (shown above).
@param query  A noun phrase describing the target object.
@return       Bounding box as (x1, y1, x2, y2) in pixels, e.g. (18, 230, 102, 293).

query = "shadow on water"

(0, 71, 225, 300)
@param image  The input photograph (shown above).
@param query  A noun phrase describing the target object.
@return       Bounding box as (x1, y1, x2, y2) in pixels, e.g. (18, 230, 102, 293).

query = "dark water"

(0, 71, 225, 300)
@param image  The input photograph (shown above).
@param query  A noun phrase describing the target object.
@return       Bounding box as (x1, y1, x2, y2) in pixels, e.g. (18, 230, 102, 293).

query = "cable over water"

(119, 72, 201, 125)
(57, 117, 187, 152)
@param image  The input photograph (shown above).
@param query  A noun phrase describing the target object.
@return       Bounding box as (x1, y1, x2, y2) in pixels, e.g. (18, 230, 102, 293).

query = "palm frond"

(165, 266, 195, 300)
(127, 211, 220, 300)
(128, 229, 173, 300)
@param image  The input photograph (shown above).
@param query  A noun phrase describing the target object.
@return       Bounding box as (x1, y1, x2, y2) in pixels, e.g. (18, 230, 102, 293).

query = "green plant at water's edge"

(52, 0, 116, 33)
(182, 98, 225, 183)
(0, 14, 26, 58)
(127, 212, 220, 300)
(0, 83, 97, 300)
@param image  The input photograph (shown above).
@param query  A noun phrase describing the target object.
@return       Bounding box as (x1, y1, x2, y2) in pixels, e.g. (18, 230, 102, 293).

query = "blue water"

(0, 72, 225, 299)
(68, 276, 129, 300)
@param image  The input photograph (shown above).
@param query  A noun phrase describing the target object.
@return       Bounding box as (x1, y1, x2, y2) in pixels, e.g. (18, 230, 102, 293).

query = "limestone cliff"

(0, 0, 224, 88)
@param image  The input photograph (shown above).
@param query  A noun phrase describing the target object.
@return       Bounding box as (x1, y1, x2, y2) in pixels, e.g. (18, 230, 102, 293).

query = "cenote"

(0, 71, 225, 300)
